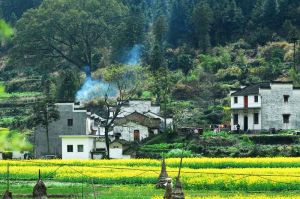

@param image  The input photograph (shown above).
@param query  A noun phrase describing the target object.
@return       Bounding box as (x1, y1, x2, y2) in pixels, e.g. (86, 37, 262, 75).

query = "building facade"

(230, 82, 300, 132)
(34, 100, 173, 159)
(33, 103, 97, 158)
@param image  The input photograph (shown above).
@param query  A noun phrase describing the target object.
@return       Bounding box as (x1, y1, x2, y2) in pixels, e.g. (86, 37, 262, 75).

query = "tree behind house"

(100, 64, 145, 158)
(30, 77, 59, 155)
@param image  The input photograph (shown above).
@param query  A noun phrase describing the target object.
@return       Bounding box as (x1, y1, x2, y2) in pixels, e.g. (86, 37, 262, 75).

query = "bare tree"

(100, 64, 145, 158)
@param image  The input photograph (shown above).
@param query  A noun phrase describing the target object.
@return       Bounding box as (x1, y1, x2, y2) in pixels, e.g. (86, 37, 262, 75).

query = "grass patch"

(0, 82, 42, 99)
(1, 183, 300, 199)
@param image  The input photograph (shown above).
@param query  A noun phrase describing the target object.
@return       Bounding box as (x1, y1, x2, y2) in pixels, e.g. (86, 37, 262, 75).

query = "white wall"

(61, 137, 95, 159)
(231, 96, 244, 109)
(248, 95, 261, 108)
(113, 122, 149, 142)
(231, 110, 261, 131)
(231, 95, 261, 109)
(110, 148, 123, 159)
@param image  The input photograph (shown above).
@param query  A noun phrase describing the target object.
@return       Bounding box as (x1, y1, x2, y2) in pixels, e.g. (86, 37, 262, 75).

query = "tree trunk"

(46, 125, 50, 154)
(164, 94, 167, 131)
(104, 127, 110, 159)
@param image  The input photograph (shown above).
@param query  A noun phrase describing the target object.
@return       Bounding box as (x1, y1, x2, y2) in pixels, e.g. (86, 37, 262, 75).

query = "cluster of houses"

(34, 100, 173, 159)
(29, 81, 300, 160)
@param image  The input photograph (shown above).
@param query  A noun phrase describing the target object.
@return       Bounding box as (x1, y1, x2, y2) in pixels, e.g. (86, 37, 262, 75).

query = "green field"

(0, 83, 41, 99)
(1, 183, 300, 199)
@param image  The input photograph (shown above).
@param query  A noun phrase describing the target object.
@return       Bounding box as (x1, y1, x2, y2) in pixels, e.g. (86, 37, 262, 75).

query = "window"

(77, 145, 84, 152)
(67, 119, 73, 126)
(283, 114, 290, 124)
(254, 113, 259, 124)
(234, 97, 238, 104)
(254, 96, 259, 102)
(284, 95, 289, 103)
(67, 145, 73, 152)
(233, 114, 239, 125)
(113, 146, 119, 148)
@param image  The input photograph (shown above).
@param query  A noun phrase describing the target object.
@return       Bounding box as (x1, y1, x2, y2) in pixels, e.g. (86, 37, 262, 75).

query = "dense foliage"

(0, 0, 300, 129)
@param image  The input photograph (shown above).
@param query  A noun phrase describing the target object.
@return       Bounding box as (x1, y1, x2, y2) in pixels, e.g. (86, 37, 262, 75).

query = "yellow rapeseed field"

(1, 158, 300, 192)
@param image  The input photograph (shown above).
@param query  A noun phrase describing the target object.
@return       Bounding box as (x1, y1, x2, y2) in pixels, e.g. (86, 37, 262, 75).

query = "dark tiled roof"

(115, 111, 161, 128)
(231, 83, 271, 96)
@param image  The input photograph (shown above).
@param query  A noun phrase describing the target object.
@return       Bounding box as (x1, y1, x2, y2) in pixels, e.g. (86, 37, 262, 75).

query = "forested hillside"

(0, 0, 300, 129)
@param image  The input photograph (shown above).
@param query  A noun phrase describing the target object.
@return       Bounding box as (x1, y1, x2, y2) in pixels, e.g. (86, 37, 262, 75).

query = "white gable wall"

(113, 122, 149, 142)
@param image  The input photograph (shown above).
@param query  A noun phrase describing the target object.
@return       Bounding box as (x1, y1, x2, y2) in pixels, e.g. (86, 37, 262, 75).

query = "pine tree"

(168, 0, 190, 47)
(191, 2, 213, 52)
(263, 0, 279, 29)
(153, 15, 168, 45)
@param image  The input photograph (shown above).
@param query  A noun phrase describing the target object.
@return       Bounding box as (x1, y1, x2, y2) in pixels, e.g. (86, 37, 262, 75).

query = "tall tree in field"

(10, 0, 128, 72)
(31, 77, 59, 154)
(191, 2, 213, 52)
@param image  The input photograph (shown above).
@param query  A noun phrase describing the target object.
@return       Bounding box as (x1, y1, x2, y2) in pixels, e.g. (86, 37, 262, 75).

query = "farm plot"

(1, 158, 300, 198)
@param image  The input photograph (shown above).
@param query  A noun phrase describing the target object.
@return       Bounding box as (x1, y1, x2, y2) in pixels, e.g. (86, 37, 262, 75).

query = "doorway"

(134, 130, 140, 142)
(244, 116, 248, 131)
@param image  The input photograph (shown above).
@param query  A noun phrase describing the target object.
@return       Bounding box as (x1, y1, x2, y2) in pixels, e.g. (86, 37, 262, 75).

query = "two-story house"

(230, 81, 300, 132)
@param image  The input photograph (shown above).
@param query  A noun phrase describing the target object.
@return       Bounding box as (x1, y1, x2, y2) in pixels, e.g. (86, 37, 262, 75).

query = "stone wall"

(260, 84, 300, 131)
(33, 103, 88, 158)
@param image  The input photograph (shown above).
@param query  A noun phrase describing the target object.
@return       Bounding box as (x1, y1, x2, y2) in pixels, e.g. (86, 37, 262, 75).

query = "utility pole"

(7, 163, 9, 191)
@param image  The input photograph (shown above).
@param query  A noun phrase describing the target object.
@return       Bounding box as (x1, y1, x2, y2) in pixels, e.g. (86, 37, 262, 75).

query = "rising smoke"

(75, 44, 143, 102)
(124, 44, 143, 65)
(75, 66, 117, 102)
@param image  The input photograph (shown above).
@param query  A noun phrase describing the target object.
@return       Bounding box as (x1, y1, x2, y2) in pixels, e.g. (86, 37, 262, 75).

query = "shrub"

(163, 149, 194, 158)
(249, 135, 299, 145)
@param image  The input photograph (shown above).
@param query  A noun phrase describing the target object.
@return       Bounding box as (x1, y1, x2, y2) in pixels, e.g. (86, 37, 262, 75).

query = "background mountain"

(0, 0, 299, 129)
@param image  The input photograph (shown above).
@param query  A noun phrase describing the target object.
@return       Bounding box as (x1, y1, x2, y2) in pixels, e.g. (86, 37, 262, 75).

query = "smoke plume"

(75, 44, 143, 102)
(75, 66, 117, 102)
(124, 44, 143, 65)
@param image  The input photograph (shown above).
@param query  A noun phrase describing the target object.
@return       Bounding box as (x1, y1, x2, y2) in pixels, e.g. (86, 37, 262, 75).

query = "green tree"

(262, 0, 279, 29)
(168, 0, 191, 47)
(153, 15, 168, 45)
(0, 128, 32, 152)
(0, 20, 13, 41)
(149, 43, 166, 71)
(178, 54, 194, 75)
(100, 64, 145, 158)
(30, 77, 59, 154)
(56, 69, 80, 102)
(191, 2, 213, 51)
(11, 0, 127, 71)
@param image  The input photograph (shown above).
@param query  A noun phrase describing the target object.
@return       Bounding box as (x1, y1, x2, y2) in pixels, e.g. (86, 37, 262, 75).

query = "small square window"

(254, 96, 259, 102)
(283, 114, 290, 124)
(254, 113, 259, 124)
(77, 145, 84, 152)
(67, 145, 73, 152)
(67, 119, 73, 126)
(284, 95, 289, 103)
(234, 97, 238, 104)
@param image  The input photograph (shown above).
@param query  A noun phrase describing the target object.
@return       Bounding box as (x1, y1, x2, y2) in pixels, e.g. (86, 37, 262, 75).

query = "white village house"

(230, 81, 300, 132)
(34, 100, 173, 159)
